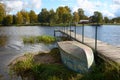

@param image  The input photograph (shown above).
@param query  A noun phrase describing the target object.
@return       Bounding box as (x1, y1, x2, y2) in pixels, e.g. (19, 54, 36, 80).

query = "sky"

(0, 0, 120, 19)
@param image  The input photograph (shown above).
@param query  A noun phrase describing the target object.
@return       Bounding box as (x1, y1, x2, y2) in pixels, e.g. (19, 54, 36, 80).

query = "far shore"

(0, 23, 120, 27)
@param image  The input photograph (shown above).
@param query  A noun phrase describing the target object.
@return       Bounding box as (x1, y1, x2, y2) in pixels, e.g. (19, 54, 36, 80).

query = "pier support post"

(82, 23, 84, 43)
(70, 23, 71, 39)
(75, 23, 76, 39)
(64, 24, 65, 32)
(95, 25, 98, 53)
(54, 30, 56, 37)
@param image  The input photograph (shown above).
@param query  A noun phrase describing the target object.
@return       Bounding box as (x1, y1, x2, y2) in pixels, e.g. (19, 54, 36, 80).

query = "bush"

(23, 35, 55, 44)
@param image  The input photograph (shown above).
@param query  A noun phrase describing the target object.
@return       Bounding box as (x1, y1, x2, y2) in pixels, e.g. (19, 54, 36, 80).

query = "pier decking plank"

(58, 30, 120, 64)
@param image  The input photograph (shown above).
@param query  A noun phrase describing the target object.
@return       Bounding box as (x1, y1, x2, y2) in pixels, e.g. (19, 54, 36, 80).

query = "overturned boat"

(57, 41, 95, 73)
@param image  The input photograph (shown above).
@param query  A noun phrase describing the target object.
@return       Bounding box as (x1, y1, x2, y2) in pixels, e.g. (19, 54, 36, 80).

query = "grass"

(81, 63, 120, 80)
(10, 48, 120, 80)
(23, 35, 55, 44)
(10, 53, 34, 79)
(10, 48, 80, 80)
(32, 64, 77, 80)
(0, 35, 7, 46)
(80, 56, 120, 80)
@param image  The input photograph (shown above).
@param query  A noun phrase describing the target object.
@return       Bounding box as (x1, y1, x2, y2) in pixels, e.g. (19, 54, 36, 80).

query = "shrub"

(23, 35, 55, 44)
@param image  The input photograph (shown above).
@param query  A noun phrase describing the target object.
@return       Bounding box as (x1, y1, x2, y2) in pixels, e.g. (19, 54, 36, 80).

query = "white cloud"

(102, 10, 116, 18)
(30, 0, 42, 9)
(73, 0, 119, 18)
(0, 0, 42, 14)
(113, 0, 120, 5)
(75, 0, 103, 16)
(51, 0, 72, 1)
(6, 1, 23, 11)
(110, 0, 120, 17)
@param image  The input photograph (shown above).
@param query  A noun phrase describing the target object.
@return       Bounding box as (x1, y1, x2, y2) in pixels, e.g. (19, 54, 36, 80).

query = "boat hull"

(58, 41, 95, 73)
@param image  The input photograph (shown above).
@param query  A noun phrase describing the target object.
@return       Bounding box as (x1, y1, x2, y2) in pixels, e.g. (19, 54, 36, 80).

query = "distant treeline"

(0, 3, 120, 26)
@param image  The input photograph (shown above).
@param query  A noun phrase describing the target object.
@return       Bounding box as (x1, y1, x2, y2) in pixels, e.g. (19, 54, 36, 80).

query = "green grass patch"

(32, 64, 77, 80)
(23, 35, 55, 44)
(10, 53, 34, 78)
(81, 57, 120, 80)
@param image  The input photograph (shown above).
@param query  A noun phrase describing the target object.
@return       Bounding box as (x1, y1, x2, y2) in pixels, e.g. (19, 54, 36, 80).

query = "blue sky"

(1, 0, 120, 18)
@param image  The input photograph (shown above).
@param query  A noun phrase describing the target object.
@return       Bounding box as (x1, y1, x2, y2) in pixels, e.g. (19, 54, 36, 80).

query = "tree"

(104, 17, 109, 23)
(62, 13, 72, 23)
(94, 11, 103, 23)
(12, 15, 17, 24)
(48, 9, 58, 25)
(56, 6, 64, 23)
(73, 12, 79, 23)
(89, 16, 96, 23)
(78, 8, 84, 20)
(0, 3, 6, 24)
(16, 12, 23, 24)
(78, 8, 88, 20)
(56, 6, 72, 23)
(38, 8, 49, 23)
(111, 17, 120, 23)
(20, 10, 30, 24)
(29, 10, 37, 23)
(2, 15, 13, 25)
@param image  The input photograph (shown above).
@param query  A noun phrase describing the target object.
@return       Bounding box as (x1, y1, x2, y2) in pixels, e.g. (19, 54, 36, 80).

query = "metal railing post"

(75, 23, 76, 39)
(95, 24, 98, 53)
(64, 24, 65, 32)
(70, 22, 71, 39)
(54, 30, 55, 37)
(82, 23, 84, 43)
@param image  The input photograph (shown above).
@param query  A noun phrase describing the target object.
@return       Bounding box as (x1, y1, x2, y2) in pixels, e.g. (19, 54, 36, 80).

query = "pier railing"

(54, 24, 120, 67)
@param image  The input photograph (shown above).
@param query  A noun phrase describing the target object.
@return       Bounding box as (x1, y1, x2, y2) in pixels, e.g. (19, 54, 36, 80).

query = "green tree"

(0, 3, 6, 24)
(73, 12, 79, 23)
(64, 6, 71, 13)
(112, 17, 120, 23)
(78, 8, 84, 20)
(78, 8, 88, 20)
(56, 6, 72, 23)
(16, 12, 23, 24)
(38, 8, 49, 23)
(89, 16, 96, 23)
(29, 10, 37, 23)
(104, 17, 109, 23)
(2, 15, 13, 25)
(94, 11, 103, 23)
(20, 10, 30, 24)
(62, 13, 72, 23)
(12, 15, 17, 24)
(48, 9, 58, 25)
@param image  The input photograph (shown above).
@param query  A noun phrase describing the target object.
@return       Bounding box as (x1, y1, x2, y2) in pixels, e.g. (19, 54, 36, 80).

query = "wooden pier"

(55, 30, 120, 65)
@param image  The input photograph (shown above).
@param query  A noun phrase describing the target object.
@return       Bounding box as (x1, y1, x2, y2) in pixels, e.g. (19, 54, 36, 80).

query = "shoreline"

(0, 23, 120, 27)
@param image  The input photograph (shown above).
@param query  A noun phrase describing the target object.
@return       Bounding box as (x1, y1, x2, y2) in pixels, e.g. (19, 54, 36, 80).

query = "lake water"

(0, 25, 120, 79)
